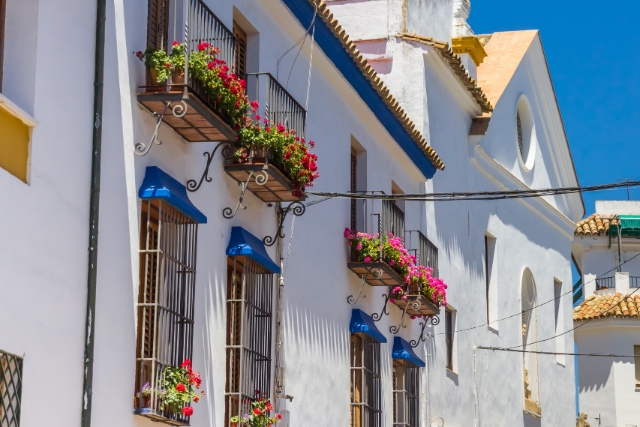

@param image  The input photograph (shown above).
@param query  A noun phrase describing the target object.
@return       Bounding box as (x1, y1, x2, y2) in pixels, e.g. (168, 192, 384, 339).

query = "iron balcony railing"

(246, 73, 307, 138)
(381, 200, 405, 240)
(594, 276, 640, 290)
(406, 230, 439, 277)
(0, 350, 23, 427)
(349, 196, 406, 262)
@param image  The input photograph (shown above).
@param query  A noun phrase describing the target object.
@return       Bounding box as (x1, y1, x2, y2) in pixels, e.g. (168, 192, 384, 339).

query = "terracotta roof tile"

(310, 1, 445, 170)
(573, 292, 640, 321)
(398, 33, 493, 113)
(574, 213, 619, 236)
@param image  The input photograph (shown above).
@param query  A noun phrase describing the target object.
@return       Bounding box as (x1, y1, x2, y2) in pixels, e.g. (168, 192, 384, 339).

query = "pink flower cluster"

(344, 228, 447, 306)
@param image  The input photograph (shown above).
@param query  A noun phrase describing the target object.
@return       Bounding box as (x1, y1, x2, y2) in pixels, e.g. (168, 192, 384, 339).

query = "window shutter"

(0, 0, 6, 90)
(233, 23, 247, 80)
(147, 0, 169, 50)
(635, 345, 640, 387)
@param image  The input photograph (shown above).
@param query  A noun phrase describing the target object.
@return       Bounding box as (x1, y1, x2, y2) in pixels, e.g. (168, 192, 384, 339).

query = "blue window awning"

(392, 337, 425, 368)
(226, 226, 281, 274)
(138, 166, 207, 224)
(349, 309, 387, 343)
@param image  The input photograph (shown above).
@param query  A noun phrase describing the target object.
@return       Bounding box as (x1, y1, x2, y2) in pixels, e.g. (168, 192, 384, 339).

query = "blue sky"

(469, 1, 640, 214)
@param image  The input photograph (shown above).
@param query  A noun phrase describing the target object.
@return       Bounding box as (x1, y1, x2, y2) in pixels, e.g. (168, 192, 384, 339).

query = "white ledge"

(0, 93, 38, 127)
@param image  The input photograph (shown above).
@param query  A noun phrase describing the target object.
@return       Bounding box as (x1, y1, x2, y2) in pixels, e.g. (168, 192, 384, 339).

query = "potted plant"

(230, 399, 282, 427)
(234, 105, 319, 197)
(134, 359, 204, 419)
(136, 41, 249, 128)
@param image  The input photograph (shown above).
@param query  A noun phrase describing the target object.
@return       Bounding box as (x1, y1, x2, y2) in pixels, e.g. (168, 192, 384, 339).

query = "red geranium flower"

(176, 383, 186, 392)
(253, 408, 261, 415)
(277, 414, 283, 420)
(182, 406, 194, 416)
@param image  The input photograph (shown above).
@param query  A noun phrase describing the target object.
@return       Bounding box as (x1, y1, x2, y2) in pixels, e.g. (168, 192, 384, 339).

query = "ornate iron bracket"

(410, 315, 440, 347)
(347, 276, 367, 305)
(187, 142, 234, 192)
(135, 101, 188, 156)
(263, 202, 306, 246)
(390, 297, 423, 334)
(372, 291, 391, 322)
(222, 170, 269, 219)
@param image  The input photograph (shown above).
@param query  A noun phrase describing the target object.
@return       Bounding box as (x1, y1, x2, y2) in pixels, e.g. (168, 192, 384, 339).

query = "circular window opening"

(516, 97, 535, 170)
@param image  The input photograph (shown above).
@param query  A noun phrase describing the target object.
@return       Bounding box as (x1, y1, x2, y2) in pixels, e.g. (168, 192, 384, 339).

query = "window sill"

(446, 367, 457, 376)
(0, 93, 38, 127)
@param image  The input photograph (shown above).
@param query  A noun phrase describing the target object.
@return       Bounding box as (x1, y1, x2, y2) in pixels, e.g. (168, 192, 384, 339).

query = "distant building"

(573, 200, 640, 427)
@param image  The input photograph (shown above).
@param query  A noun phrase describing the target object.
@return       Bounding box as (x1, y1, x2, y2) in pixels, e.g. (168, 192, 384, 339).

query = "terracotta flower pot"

(171, 69, 186, 90)
(247, 145, 270, 164)
(147, 68, 164, 92)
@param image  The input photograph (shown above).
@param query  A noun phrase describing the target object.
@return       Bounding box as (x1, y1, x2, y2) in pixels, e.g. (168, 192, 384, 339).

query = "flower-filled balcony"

(135, 0, 243, 153)
(223, 73, 314, 203)
(345, 199, 446, 328)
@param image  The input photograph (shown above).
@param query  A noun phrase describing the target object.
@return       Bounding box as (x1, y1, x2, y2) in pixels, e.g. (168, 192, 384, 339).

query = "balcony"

(223, 73, 308, 203)
(347, 198, 407, 287)
(137, 0, 238, 144)
(406, 230, 439, 277)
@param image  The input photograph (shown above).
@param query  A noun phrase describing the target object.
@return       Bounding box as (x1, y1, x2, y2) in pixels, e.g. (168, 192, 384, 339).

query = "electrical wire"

(437, 252, 640, 337)
(477, 346, 637, 358)
(307, 180, 640, 202)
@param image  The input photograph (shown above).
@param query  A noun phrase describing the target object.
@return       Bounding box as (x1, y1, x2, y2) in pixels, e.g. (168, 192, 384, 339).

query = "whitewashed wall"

(575, 320, 640, 427)
(0, 0, 96, 426)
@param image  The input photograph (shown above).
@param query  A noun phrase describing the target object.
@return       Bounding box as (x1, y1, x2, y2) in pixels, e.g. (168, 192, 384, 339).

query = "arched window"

(521, 269, 541, 416)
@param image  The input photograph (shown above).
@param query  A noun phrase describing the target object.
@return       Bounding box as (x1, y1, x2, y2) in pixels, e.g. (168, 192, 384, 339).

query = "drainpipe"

(81, 0, 106, 425)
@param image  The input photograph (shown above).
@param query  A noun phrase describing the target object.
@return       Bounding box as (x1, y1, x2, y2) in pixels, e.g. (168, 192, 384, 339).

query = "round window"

(516, 97, 535, 170)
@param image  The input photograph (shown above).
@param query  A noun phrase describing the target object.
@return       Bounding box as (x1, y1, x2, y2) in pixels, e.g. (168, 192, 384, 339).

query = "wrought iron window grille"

(0, 350, 22, 427)
(225, 257, 275, 426)
(350, 334, 382, 427)
(133, 199, 199, 426)
(393, 361, 420, 427)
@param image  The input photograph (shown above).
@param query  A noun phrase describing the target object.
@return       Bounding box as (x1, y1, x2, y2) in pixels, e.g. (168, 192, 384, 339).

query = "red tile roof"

(573, 292, 640, 321)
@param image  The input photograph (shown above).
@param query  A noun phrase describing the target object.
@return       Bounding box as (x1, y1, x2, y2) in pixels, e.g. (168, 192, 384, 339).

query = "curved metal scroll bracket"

(222, 170, 269, 219)
(135, 101, 189, 156)
(410, 315, 440, 348)
(347, 276, 367, 305)
(263, 202, 306, 247)
(372, 291, 391, 322)
(187, 142, 234, 192)
(390, 297, 422, 334)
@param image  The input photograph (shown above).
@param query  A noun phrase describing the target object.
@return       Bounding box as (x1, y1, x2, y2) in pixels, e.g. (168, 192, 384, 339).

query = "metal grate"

(246, 73, 307, 138)
(517, 110, 524, 157)
(350, 334, 382, 427)
(407, 231, 438, 276)
(595, 276, 615, 290)
(225, 257, 275, 426)
(351, 149, 357, 231)
(381, 200, 405, 241)
(0, 351, 22, 427)
(393, 362, 419, 427)
(134, 199, 199, 425)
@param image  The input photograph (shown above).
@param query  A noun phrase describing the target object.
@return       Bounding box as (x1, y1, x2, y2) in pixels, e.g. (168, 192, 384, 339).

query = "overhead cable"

(307, 180, 640, 202)
(476, 346, 637, 358)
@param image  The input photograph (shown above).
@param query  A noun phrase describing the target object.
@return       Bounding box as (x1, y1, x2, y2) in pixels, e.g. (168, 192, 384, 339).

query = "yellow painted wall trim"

(0, 94, 36, 183)
(451, 36, 488, 66)
(0, 93, 38, 127)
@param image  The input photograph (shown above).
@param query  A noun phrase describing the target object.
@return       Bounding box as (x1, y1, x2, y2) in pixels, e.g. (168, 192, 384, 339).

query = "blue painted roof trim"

(392, 337, 425, 368)
(138, 166, 207, 224)
(350, 309, 387, 343)
(226, 226, 281, 274)
(280, 0, 437, 180)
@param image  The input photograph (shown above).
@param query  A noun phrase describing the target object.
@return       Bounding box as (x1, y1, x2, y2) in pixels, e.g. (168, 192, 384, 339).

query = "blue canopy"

(349, 309, 387, 343)
(226, 227, 281, 274)
(138, 166, 207, 224)
(392, 337, 425, 368)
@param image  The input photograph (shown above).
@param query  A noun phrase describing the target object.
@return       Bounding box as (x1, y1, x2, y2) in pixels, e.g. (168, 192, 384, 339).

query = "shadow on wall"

(577, 356, 618, 393)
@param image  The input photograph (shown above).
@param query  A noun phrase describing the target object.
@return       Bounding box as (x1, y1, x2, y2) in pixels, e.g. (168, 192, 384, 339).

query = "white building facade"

(573, 200, 640, 427)
(0, 1, 582, 427)
(328, 1, 583, 427)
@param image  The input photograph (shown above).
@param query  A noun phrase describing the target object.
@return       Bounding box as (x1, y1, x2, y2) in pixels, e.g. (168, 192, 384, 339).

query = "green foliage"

(230, 399, 281, 427)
